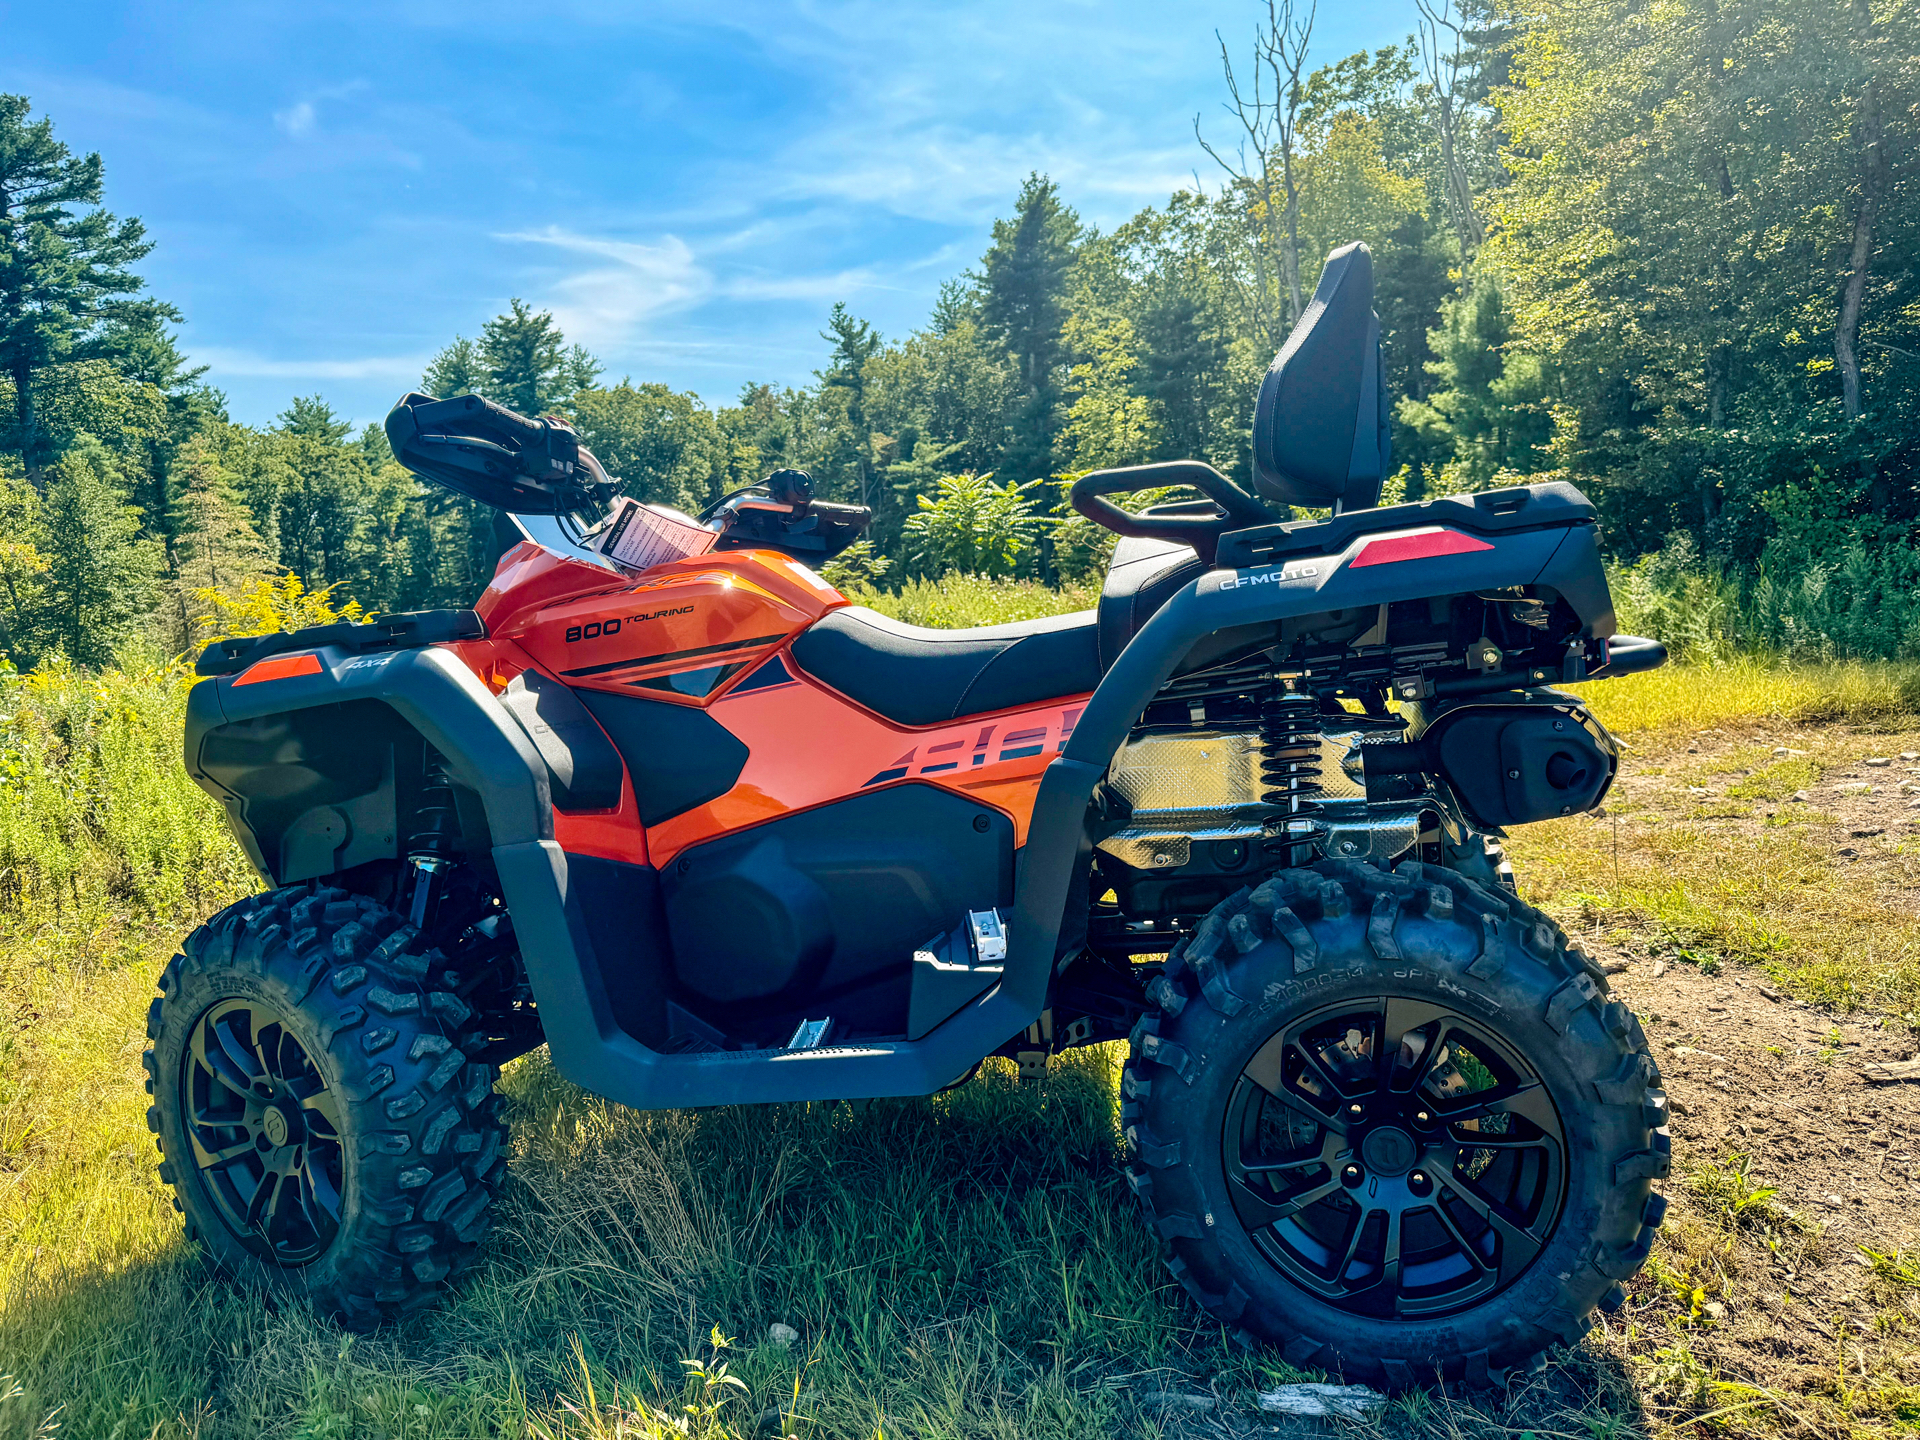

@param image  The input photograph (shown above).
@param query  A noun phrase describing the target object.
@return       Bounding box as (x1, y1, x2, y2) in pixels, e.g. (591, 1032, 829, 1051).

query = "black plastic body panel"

(186, 645, 551, 888)
(570, 855, 673, 1048)
(660, 784, 1013, 1032)
(194, 699, 405, 882)
(498, 669, 624, 811)
(1217, 483, 1596, 565)
(573, 690, 749, 825)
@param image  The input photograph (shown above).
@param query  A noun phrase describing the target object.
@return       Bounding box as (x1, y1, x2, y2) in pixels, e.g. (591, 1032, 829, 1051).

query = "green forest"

(1, 0, 1915, 669)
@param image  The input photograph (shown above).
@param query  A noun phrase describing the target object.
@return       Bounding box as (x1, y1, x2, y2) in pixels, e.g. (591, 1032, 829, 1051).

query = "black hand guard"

(384, 392, 614, 515)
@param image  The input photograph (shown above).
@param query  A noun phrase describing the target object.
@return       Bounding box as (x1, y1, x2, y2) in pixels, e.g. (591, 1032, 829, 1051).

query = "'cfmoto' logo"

(1218, 560, 1320, 590)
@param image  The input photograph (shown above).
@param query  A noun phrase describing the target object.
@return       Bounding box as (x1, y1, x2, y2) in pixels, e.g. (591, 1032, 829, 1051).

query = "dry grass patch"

(1568, 657, 1918, 740)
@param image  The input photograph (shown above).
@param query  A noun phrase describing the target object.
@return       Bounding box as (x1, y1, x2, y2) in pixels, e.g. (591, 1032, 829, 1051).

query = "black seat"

(1251, 240, 1392, 512)
(1096, 534, 1205, 669)
(790, 606, 1101, 726)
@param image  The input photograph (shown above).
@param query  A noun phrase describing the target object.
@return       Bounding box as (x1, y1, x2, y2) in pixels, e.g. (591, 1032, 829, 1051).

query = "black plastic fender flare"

(187, 644, 554, 851)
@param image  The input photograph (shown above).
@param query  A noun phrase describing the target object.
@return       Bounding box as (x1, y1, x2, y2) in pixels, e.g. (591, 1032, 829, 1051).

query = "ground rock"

(1256, 1384, 1386, 1420)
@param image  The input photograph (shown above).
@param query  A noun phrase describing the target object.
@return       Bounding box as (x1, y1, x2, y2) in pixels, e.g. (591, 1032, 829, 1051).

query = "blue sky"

(3, 0, 1414, 427)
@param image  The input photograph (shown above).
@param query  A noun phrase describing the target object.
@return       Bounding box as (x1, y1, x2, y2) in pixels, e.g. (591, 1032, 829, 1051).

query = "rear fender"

(1006, 520, 1609, 1032)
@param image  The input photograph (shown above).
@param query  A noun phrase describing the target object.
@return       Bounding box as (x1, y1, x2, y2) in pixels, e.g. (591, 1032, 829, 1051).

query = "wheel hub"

(1223, 996, 1569, 1320)
(1360, 1125, 1418, 1176)
(181, 999, 344, 1264)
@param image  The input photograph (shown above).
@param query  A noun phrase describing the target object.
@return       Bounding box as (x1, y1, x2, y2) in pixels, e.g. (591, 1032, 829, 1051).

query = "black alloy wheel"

(1122, 859, 1671, 1388)
(183, 998, 345, 1263)
(146, 883, 509, 1327)
(1223, 997, 1566, 1320)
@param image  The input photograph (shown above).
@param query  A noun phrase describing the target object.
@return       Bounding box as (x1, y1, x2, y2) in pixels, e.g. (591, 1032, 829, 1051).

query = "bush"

(1609, 532, 1918, 664)
(0, 657, 250, 924)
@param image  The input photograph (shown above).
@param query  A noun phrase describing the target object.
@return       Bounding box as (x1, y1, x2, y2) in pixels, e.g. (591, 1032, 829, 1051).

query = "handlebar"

(1068, 461, 1273, 564)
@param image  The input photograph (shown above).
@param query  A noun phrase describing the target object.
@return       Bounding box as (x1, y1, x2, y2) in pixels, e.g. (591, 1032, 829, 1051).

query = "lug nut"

(1342, 1163, 1364, 1187)
(1347, 1103, 1365, 1117)
(1409, 1170, 1433, 1196)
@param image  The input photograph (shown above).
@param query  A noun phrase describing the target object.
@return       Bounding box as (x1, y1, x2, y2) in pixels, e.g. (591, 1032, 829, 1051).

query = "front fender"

(187, 644, 552, 879)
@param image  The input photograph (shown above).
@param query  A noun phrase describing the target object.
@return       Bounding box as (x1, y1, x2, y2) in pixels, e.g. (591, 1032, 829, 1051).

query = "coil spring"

(408, 745, 460, 859)
(1259, 684, 1328, 863)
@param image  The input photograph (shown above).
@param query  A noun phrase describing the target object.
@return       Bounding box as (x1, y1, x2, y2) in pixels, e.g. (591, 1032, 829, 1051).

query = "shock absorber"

(1259, 681, 1327, 866)
(406, 744, 460, 929)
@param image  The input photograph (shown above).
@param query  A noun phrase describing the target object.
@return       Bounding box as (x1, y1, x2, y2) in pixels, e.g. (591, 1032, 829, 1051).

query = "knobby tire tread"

(1121, 858, 1669, 1390)
(143, 883, 506, 1329)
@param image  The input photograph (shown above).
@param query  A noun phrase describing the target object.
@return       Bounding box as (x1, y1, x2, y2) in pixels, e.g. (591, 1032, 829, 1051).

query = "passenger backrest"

(1251, 241, 1391, 513)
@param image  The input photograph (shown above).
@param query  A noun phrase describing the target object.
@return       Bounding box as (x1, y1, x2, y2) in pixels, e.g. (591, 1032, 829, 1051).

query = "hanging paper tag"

(590, 498, 718, 572)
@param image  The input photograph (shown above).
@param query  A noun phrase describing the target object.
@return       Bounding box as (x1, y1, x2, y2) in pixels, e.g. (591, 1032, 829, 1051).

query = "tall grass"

(845, 571, 1097, 628)
(1609, 535, 1918, 665)
(0, 658, 251, 932)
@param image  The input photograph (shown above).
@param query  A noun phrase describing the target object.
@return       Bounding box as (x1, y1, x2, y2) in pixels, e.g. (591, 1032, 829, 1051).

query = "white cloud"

(195, 347, 429, 382)
(720, 268, 887, 302)
(273, 100, 316, 137)
(497, 227, 713, 352)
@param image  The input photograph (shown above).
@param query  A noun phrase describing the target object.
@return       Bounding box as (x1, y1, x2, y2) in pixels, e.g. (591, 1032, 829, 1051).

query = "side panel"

(660, 783, 1014, 1027)
(194, 698, 406, 884)
(575, 689, 750, 826)
(645, 657, 1087, 867)
(495, 550, 840, 701)
(186, 645, 553, 883)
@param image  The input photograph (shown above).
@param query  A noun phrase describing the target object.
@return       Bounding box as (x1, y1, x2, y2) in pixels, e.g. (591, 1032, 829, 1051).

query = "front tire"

(143, 884, 507, 1328)
(1123, 858, 1669, 1389)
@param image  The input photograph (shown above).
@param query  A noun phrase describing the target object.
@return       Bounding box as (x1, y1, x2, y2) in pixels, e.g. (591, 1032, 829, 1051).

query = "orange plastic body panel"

(451, 542, 1090, 872)
(647, 659, 1089, 868)
(233, 651, 323, 686)
(490, 549, 841, 702)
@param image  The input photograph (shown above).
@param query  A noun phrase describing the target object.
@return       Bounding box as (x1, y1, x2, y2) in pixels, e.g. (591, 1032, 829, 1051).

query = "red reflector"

(1349, 527, 1495, 568)
(232, 652, 323, 686)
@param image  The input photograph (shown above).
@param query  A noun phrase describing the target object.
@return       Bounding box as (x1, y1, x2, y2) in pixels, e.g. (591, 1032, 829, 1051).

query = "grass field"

(0, 633, 1913, 1438)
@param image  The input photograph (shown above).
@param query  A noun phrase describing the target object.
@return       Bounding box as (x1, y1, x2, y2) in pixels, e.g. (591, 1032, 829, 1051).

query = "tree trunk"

(1276, 166, 1303, 328)
(11, 362, 41, 493)
(1835, 191, 1875, 423)
(1436, 99, 1485, 256)
(1703, 347, 1728, 531)
(1835, 0, 1888, 509)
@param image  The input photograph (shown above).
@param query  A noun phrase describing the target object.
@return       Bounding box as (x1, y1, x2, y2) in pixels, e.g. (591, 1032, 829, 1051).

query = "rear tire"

(1123, 858, 1668, 1389)
(144, 883, 506, 1329)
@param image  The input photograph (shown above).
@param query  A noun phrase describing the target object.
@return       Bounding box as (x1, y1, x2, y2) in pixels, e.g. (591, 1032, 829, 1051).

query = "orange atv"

(146, 243, 1670, 1386)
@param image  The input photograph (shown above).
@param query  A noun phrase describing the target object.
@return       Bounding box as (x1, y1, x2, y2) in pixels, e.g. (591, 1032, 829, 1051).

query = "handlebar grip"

(1069, 461, 1271, 563)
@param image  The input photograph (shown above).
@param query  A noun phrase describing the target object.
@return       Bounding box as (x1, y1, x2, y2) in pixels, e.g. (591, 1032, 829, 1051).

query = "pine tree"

(421, 336, 484, 399)
(0, 95, 176, 486)
(478, 300, 600, 416)
(978, 174, 1082, 485)
(163, 434, 272, 651)
(818, 303, 883, 507)
(37, 433, 157, 663)
(278, 394, 352, 442)
(1397, 271, 1553, 490)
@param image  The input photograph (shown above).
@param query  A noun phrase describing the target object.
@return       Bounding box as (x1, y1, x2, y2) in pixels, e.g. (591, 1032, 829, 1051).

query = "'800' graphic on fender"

(861, 706, 1085, 787)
